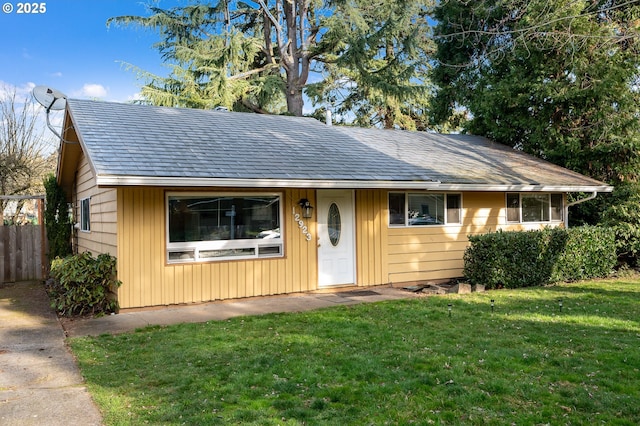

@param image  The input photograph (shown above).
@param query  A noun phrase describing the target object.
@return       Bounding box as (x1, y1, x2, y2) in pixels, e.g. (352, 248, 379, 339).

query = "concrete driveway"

(0, 281, 102, 426)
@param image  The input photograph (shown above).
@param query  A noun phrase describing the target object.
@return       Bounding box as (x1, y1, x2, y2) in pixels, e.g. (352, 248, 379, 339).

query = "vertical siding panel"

(211, 263, 222, 300)
(175, 264, 184, 303)
(254, 260, 263, 295)
(245, 261, 254, 297)
(277, 259, 286, 294)
(201, 264, 212, 302)
(286, 190, 297, 294)
(355, 191, 364, 285)
(141, 189, 153, 305)
(272, 260, 279, 295)
(262, 261, 271, 295)
(133, 188, 145, 307)
(126, 188, 137, 307)
(372, 190, 384, 285)
(163, 265, 174, 306)
(229, 262, 244, 299)
(192, 263, 202, 302)
(308, 190, 317, 292)
(219, 262, 229, 300)
(153, 188, 163, 305)
(184, 264, 195, 303)
(116, 188, 127, 307)
(379, 191, 389, 285)
(355, 190, 369, 286)
(366, 190, 376, 285)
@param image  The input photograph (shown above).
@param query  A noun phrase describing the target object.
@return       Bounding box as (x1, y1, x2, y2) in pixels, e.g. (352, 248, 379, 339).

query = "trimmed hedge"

(48, 252, 121, 317)
(463, 227, 616, 289)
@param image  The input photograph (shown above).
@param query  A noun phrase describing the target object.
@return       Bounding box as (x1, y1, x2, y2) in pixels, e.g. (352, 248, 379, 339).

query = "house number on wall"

(292, 207, 312, 241)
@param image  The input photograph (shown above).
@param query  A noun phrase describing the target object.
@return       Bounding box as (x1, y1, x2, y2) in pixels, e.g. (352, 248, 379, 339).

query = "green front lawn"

(70, 279, 640, 425)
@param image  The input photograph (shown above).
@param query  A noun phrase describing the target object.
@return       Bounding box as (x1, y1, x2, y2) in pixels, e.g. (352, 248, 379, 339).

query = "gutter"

(564, 191, 598, 228)
(95, 175, 613, 194)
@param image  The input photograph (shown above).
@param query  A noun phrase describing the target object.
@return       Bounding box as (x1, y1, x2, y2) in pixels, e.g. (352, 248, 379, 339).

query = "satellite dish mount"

(32, 85, 67, 141)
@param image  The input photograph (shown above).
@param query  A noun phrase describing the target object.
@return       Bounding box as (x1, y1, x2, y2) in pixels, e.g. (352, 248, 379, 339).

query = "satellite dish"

(32, 85, 71, 142)
(32, 85, 67, 111)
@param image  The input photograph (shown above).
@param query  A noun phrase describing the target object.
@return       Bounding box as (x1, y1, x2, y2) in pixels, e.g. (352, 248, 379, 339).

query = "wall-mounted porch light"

(298, 198, 314, 218)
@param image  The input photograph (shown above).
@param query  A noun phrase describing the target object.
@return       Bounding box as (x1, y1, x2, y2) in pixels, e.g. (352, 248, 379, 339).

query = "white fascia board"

(436, 184, 614, 193)
(95, 175, 442, 189)
(96, 175, 613, 193)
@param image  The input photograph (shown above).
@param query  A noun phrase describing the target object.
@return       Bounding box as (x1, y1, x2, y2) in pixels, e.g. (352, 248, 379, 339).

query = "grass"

(69, 279, 640, 425)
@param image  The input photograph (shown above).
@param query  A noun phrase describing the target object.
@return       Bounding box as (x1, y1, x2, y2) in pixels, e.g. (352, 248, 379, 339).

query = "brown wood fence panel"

(0, 225, 45, 283)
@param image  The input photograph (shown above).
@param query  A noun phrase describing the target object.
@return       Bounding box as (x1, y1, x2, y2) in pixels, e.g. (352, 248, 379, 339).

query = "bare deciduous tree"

(0, 85, 57, 225)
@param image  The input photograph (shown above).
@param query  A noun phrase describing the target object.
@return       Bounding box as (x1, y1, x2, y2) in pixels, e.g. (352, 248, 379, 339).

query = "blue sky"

(0, 0, 186, 102)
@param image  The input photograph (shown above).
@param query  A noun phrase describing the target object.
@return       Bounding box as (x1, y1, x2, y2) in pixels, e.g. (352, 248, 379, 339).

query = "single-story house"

(56, 99, 612, 309)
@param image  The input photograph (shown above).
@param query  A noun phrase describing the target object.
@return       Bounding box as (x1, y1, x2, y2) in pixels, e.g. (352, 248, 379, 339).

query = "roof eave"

(95, 175, 613, 193)
(436, 183, 614, 193)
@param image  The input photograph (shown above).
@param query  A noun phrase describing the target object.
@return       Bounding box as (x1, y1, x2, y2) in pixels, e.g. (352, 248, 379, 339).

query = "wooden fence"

(0, 195, 47, 284)
(0, 225, 46, 283)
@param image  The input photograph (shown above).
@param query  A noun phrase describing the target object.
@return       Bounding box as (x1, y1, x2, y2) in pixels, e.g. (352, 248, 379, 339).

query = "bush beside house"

(463, 227, 616, 289)
(47, 252, 121, 317)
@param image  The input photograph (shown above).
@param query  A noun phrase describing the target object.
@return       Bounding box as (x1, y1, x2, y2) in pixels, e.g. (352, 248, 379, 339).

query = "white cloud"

(50, 72, 63, 78)
(126, 92, 144, 102)
(81, 83, 108, 98)
(0, 81, 36, 101)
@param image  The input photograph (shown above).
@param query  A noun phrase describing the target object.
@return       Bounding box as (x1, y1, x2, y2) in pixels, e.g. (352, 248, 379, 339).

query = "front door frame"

(316, 189, 356, 287)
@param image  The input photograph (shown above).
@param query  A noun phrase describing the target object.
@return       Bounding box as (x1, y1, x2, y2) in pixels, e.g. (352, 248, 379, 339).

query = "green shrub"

(551, 226, 617, 282)
(43, 174, 72, 259)
(48, 252, 121, 317)
(464, 227, 616, 289)
(600, 183, 640, 265)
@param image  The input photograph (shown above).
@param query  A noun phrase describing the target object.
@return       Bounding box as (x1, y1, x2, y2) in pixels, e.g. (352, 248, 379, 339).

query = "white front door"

(317, 190, 356, 287)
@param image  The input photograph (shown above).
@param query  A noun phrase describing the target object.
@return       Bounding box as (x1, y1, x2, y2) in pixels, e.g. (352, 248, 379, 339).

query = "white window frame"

(388, 192, 463, 227)
(80, 197, 91, 232)
(506, 193, 564, 224)
(166, 192, 284, 263)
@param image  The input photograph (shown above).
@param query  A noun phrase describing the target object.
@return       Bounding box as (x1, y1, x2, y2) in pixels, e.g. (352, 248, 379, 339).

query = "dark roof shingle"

(64, 99, 611, 192)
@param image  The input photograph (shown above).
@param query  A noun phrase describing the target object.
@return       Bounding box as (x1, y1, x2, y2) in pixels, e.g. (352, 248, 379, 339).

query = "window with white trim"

(80, 197, 91, 232)
(389, 192, 462, 226)
(506, 193, 563, 223)
(166, 193, 283, 263)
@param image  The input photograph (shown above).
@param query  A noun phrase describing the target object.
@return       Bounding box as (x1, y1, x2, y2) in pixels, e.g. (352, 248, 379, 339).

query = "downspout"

(564, 191, 597, 228)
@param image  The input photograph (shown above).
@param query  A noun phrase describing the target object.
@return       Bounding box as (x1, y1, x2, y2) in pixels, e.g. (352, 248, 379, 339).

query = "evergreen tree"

(109, 1, 334, 116)
(431, 0, 640, 187)
(109, 1, 436, 127)
(306, 0, 435, 129)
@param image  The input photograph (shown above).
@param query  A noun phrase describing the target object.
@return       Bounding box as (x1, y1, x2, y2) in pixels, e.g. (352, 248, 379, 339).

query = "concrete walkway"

(0, 281, 102, 426)
(0, 281, 416, 425)
(62, 285, 416, 337)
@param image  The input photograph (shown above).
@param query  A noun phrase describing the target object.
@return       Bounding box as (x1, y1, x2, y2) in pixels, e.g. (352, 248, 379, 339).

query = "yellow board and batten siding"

(354, 190, 389, 287)
(94, 185, 560, 308)
(116, 187, 317, 309)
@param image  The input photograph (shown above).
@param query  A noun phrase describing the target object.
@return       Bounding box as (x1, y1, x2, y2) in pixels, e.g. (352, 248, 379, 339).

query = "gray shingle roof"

(65, 99, 611, 191)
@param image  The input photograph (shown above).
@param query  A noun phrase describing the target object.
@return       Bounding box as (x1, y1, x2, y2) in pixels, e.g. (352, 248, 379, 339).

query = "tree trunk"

(286, 84, 304, 117)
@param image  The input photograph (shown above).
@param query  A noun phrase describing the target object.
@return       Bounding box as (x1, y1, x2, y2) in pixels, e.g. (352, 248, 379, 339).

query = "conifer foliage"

(108, 0, 434, 128)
